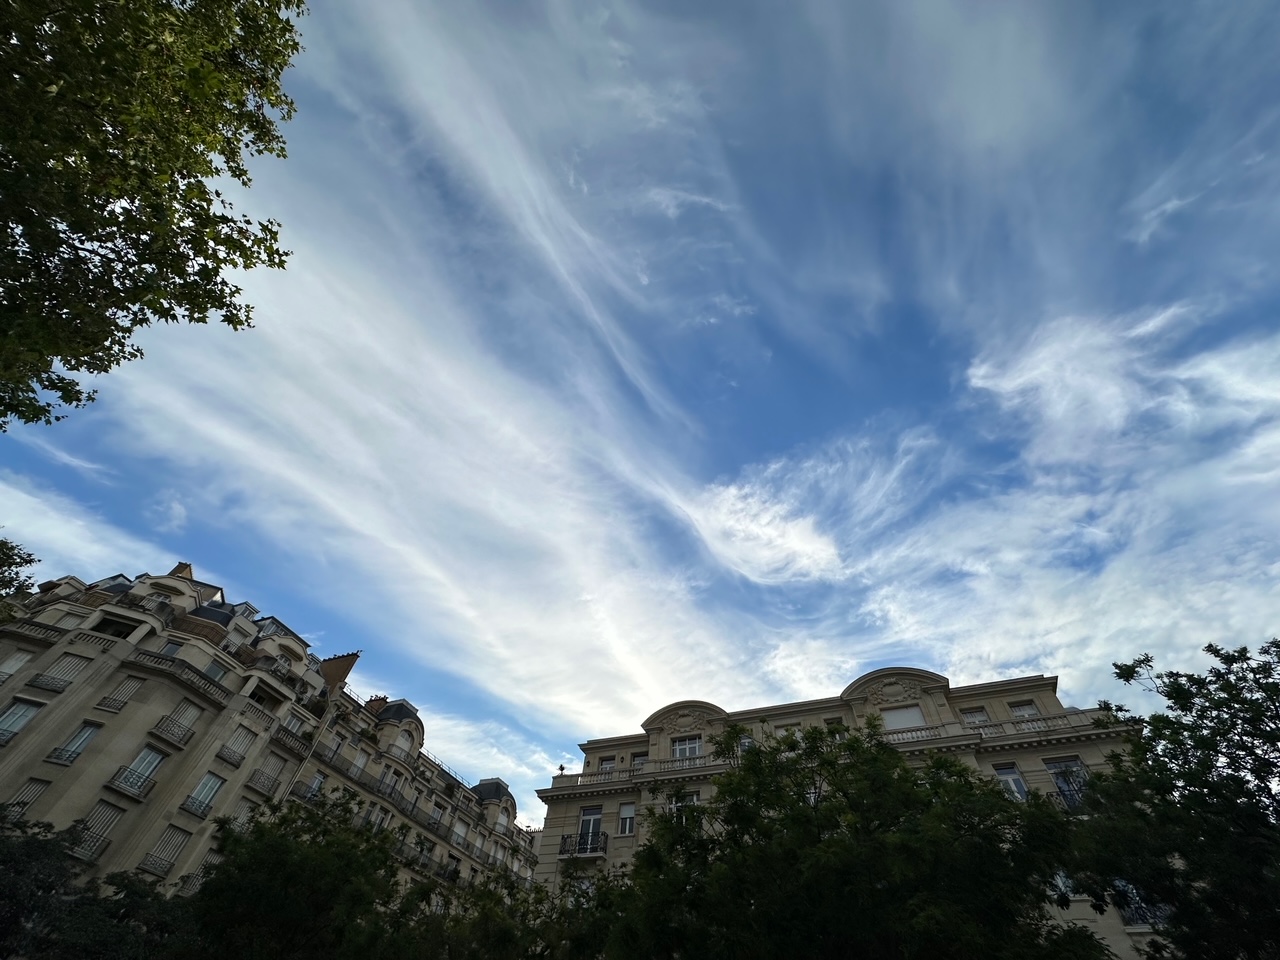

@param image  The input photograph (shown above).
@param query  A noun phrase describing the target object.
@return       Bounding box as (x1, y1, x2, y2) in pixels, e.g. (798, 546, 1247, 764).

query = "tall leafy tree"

(608, 723, 1112, 960)
(0, 534, 37, 621)
(1074, 642, 1280, 960)
(0, 0, 305, 429)
(188, 792, 405, 960)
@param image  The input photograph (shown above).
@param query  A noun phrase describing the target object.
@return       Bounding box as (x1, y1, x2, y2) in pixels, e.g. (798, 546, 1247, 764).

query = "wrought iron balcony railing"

(245, 769, 281, 797)
(69, 831, 111, 863)
(558, 831, 609, 856)
(0, 729, 18, 747)
(106, 765, 157, 799)
(151, 715, 195, 747)
(180, 795, 214, 819)
(215, 744, 246, 767)
(138, 853, 176, 878)
(26, 673, 72, 693)
(45, 747, 83, 765)
(95, 696, 129, 713)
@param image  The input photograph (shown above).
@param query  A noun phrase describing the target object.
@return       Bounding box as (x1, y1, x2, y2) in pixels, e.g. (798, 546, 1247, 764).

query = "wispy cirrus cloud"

(4, 0, 1280, 826)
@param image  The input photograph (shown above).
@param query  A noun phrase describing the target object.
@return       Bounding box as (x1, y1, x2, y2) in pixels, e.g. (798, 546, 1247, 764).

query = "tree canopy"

(0, 0, 305, 429)
(607, 723, 1112, 960)
(1074, 641, 1280, 960)
(0, 535, 37, 620)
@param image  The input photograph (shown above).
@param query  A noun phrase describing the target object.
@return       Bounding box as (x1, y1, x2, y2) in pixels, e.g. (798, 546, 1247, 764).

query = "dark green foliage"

(608, 723, 1113, 960)
(188, 792, 405, 960)
(0, 815, 81, 959)
(1075, 641, 1280, 960)
(0, 0, 305, 428)
(0, 815, 178, 959)
(0, 534, 37, 620)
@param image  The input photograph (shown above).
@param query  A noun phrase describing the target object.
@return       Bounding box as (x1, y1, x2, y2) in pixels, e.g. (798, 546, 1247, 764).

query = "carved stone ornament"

(866, 677, 924, 705)
(656, 708, 712, 735)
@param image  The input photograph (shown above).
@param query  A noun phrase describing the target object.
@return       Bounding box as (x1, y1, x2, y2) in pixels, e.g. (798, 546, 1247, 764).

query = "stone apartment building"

(0, 563, 538, 892)
(535, 666, 1156, 958)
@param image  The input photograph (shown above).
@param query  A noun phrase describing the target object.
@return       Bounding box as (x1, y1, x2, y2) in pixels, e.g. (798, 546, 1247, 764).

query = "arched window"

(395, 729, 414, 753)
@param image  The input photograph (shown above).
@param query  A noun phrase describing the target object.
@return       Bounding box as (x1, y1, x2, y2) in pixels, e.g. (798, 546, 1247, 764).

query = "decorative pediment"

(865, 677, 923, 705)
(642, 699, 728, 734)
(841, 667, 949, 702)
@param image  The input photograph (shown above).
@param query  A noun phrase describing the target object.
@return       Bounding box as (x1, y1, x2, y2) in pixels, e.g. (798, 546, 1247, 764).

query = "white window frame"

(618, 802, 636, 836)
(671, 736, 702, 759)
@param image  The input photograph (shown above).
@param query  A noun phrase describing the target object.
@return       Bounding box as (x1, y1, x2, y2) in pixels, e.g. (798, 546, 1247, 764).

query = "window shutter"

(47, 653, 93, 679)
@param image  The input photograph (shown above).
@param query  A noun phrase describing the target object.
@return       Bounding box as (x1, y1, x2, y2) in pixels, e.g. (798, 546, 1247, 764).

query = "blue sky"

(4, 0, 1280, 824)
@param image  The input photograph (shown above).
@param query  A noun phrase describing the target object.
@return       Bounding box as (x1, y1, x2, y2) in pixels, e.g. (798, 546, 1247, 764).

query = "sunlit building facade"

(0, 563, 538, 892)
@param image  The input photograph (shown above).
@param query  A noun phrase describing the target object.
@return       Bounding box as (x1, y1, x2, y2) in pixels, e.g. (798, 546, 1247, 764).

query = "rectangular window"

(1009, 701, 1040, 718)
(283, 713, 304, 732)
(432, 804, 447, 824)
(159, 640, 183, 657)
(671, 792, 700, 810)
(880, 705, 926, 729)
(259, 752, 286, 779)
(598, 756, 615, 771)
(82, 799, 125, 836)
(108, 676, 144, 701)
(307, 772, 327, 796)
(618, 802, 636, 836)
(960, 707, 991, 725)
(55, 613, 85, 628)
(72, 799, 125, 861)
(203, 661, 229, 682)
(231, 797, 258, 826)
(824, 717, 847, 739)
(631, 753, 648, 768)
(191, 772, 226, 804)
(3, 778, 51, 823)
(353, 749, 370, 772)
(46, 653, 93, 680)
(671, 736, 702, 759)
(169, 699, 203, 727)
(738, 733, 756, 752)
(1044, 757, 1089, 807)
(0, 699, 42, 734)
(992, 762, 1028, 801)
(0, 650, 32, 681)
(143, 825, 192, 875)
(226, 725, 258, 754)
(131, 745, 166, 778)
(58, 722, 100, 755)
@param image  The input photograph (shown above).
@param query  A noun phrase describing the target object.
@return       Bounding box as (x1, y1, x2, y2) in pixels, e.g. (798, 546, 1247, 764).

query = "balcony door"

(131, 746, 165, 778)
(578, 806, 603, 852)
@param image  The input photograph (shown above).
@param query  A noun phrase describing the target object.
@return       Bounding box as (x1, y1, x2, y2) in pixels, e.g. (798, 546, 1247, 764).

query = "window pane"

(192, 772, 226, 803)
(131, 747, 165, 777)
(880, 705, 926, 729)
(226, 725, 257, 753)
(0, 700, 40, 732)
(1009, 701, 1040, 718)
(0, 651, 33, 673)
(61, 723, 100, 753)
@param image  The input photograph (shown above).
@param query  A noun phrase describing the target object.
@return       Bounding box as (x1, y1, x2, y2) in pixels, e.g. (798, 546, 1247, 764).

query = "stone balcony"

(543, 709, 1115, 791)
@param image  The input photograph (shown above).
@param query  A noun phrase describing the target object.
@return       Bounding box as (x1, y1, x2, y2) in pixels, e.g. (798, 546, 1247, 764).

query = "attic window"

(880, 705, 925, 729)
